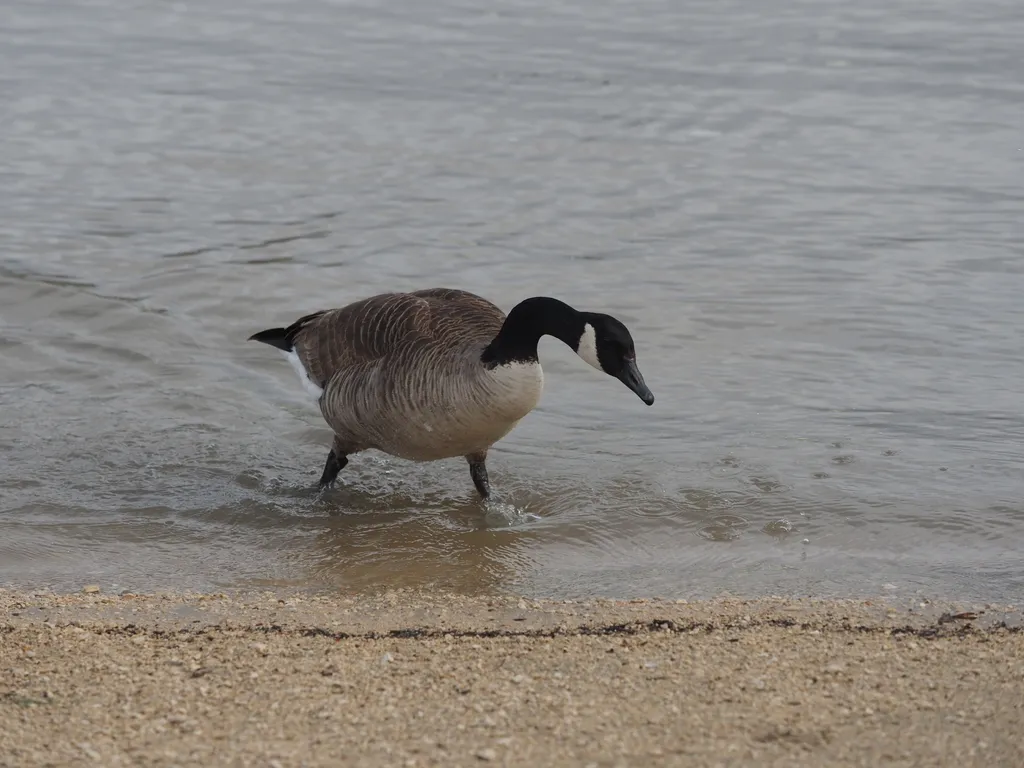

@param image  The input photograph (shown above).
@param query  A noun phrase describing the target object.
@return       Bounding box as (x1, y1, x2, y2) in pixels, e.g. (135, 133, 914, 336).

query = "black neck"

(481, 297, 584, 366)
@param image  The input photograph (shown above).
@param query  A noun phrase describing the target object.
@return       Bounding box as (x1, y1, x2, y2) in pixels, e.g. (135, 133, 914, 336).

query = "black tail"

(248, 327, 292, 352)
(248, 310, 328, 352)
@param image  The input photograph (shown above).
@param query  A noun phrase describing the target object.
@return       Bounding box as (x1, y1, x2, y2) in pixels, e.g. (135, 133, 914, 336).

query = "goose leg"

(466, 451, 490, 499)
(318, 447, 348, 490)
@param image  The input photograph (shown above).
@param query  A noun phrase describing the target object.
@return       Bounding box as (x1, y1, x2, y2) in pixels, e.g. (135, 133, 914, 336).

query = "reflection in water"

(254, 482, 557, 595)
(248, 463, 820, 594)
(307, 511, 536, 595)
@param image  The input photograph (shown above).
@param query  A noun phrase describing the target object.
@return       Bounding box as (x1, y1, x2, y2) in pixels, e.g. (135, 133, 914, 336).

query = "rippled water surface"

(2, 0, 1023, 601)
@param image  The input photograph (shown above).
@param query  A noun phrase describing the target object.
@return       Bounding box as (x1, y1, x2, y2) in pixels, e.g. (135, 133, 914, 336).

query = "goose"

(248, 288, 654, 499)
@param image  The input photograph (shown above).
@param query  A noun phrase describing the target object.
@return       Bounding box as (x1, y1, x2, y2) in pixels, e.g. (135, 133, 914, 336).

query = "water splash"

(482, 501, 542, 528)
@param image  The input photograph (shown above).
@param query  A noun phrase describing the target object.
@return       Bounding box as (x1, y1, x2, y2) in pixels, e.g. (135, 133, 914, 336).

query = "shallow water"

(2, 0, 1023, 601)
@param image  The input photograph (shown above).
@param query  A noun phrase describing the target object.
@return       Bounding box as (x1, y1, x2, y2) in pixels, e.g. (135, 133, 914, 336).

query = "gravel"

(1, 589, 1021, 767)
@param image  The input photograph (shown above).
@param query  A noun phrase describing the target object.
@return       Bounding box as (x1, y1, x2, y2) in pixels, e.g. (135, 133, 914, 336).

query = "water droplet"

(763, 519, 793, 537)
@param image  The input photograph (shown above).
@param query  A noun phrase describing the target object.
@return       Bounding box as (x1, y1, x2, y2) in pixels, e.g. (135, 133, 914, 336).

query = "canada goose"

(249, 288, 653, 499)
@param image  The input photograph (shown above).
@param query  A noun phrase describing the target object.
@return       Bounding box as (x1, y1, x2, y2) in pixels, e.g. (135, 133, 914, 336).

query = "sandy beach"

(2, 590, 1021, 767)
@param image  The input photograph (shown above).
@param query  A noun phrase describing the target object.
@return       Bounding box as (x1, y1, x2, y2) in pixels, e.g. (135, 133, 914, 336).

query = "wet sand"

(2, 590, 1022, 767)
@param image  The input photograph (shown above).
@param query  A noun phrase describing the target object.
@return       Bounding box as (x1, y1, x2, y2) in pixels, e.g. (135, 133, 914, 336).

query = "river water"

(2, 0, 1023, 601)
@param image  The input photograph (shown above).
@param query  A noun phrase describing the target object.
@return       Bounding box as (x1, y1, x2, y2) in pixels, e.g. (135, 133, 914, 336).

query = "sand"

(2, 589, 1022, 767)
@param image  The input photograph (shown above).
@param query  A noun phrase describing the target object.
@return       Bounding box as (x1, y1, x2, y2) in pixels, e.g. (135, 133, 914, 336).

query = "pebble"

(81, 585, 100, 594)
(476, 748, 497, 761)
(78, 743, 101, 760)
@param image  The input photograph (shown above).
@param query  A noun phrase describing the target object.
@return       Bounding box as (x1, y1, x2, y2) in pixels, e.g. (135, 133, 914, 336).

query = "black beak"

(617, 359, 654, 406)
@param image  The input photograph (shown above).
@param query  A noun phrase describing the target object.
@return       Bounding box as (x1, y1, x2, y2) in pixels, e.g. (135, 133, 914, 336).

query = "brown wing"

(289, 288, 505, 389)
(408, 288, 506, 347)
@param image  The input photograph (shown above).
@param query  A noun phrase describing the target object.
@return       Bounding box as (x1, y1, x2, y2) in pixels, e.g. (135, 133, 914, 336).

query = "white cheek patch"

(284, 348, 324, 400)
(575, 323, 602, 372)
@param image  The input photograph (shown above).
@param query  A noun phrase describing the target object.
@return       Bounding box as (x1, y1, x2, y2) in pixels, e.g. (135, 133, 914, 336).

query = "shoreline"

(3, 590, 1022, 766)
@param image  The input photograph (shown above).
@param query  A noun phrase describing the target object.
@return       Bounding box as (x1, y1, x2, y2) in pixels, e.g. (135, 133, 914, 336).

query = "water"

(2, 0, 1023, 602)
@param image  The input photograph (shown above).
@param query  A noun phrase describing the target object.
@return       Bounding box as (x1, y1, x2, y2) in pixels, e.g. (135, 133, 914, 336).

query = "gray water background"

(2, 0, 1023, 601)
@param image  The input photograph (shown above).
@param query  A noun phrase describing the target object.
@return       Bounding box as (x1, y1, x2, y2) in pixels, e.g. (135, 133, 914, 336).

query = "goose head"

(575, 313, 655, 406)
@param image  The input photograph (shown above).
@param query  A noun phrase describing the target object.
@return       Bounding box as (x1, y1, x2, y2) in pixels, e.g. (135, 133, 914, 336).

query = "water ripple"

(1, 0, 1023, 601)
